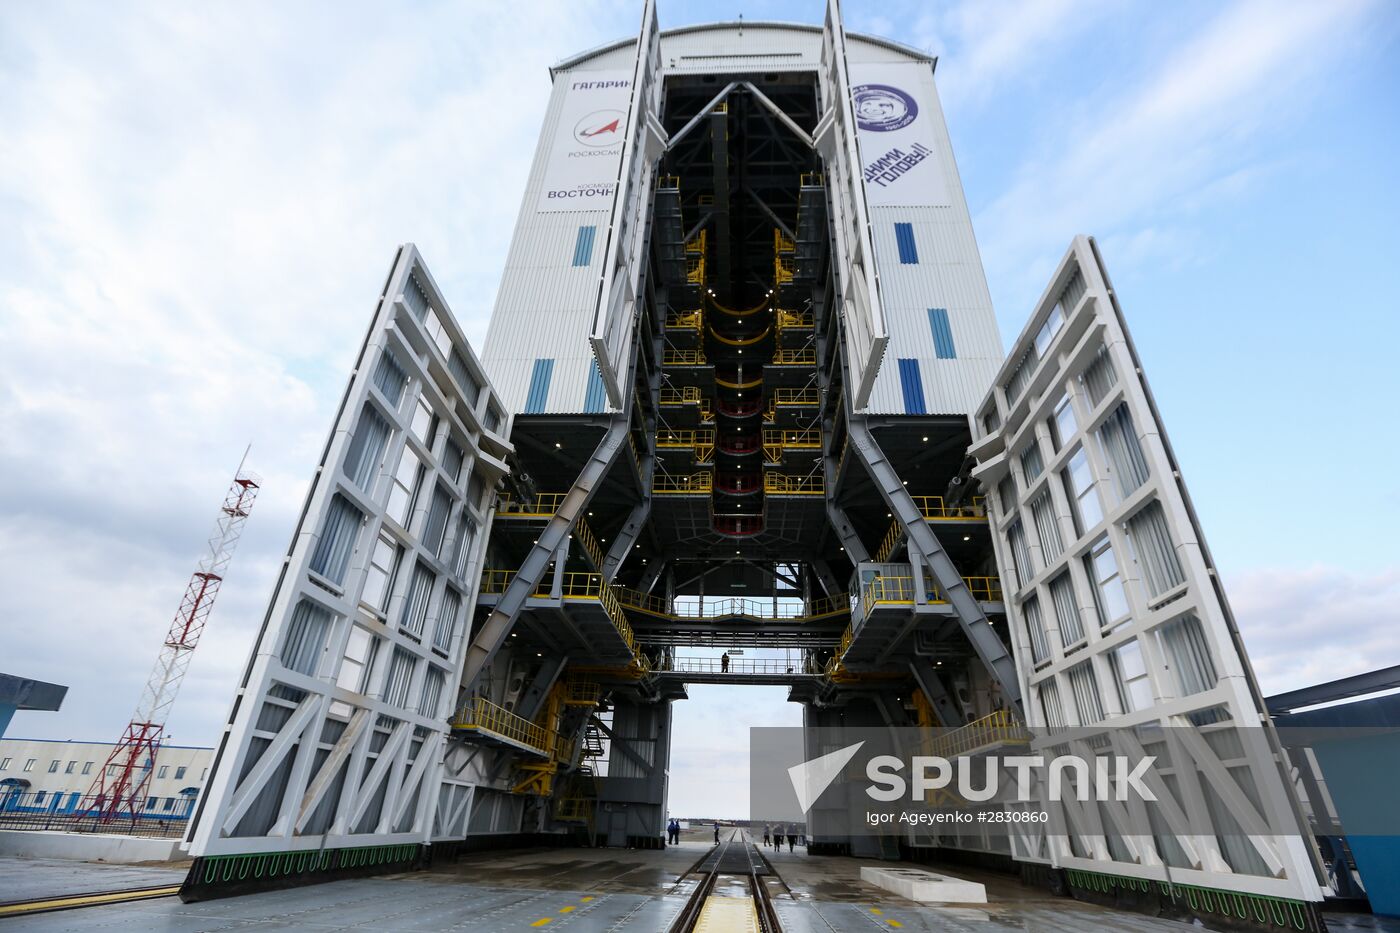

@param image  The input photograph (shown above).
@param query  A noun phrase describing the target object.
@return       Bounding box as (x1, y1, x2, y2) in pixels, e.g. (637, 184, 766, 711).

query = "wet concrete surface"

(4, 838, 1398, 931)
(0, 855, 188, 904)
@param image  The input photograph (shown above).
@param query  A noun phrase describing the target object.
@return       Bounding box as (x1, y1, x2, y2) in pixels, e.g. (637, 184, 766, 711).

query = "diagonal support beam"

(909, 660, 966, 726)
(602, 501, 650, 582)
(744, 187, 795, 241)
(739, 81, 816, 149)
(592, 716, 655, 774)
(825, 501, 870, 563)
(460, 418, 630, 693)
(848, 416, 1023, 711)
(516, 655, 569, 722)
(665, 81, 739, 152)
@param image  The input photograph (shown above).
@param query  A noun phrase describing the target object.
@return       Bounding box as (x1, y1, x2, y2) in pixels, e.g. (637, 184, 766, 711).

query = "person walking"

(773, 826, 784, 850)
(788, 827, 795, 853)
(762, 824, 771, 847)
(720, 652, 730, 673)
(713, 822, 720, 844)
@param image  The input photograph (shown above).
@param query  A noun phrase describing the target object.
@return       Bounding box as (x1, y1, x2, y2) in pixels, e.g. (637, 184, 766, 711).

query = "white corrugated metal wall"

(480, 53, 621, 415)
(485, 24, 997, 417)
(849, 46, 1002, 417)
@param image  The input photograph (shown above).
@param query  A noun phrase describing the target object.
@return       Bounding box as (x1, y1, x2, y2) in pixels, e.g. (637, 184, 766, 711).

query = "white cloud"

(1228, 565, 1400, 697)
(0, 1, 635, 746)
(974, 0, 1383, 314)
(847, 0, 1108, 105)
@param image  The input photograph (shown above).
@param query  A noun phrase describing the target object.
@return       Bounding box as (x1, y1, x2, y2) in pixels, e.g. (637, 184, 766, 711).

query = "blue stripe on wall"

(895, 223, 918, 264)
(524, 359, 554, 413)
(584, 360, 607, 413)
(572, 226, 597, 267)
(927, 308, 956, 359)
(898, 358, 926, 414)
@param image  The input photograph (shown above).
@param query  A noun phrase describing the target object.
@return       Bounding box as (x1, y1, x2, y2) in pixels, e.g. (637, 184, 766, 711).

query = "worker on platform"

(667, 819, 680, 845)
(788, 827, 796, 853)
(721, 652, 730, 672)
(763, 823, 771, 847)
(774, 826, 784, 849)
(713, 822, 720, 843)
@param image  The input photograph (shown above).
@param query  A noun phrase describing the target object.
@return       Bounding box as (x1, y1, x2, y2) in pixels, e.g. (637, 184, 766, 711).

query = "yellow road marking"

(559, 905, 575, 913)
(888, 920, 903, 928)
(581, 896, 594, 902)
(870, 907, 883, 915)
(0, 885, 182, 918)
(531, 919, 552, 927)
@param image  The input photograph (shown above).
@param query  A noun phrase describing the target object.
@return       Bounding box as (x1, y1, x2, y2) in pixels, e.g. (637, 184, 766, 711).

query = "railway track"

(668, 829, 782, 933)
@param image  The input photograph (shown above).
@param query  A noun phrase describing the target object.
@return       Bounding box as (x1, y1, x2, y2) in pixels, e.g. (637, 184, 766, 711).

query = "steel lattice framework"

(87, 463, 260, 823)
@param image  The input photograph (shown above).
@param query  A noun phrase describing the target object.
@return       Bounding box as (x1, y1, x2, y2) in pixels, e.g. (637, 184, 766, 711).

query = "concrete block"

(0, 830, 183, 864)
(859, 865, 988, 903)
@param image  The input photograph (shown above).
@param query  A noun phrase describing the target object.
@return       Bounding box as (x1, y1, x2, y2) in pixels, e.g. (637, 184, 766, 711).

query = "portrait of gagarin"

(852, 84, 917, 132)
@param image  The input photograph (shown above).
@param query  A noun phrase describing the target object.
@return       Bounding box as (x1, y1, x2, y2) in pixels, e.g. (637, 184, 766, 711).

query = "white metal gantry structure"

(183, 2, 1325, 926)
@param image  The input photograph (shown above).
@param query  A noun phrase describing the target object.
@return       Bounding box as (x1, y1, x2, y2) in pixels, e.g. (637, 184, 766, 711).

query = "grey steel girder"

(460, 417, 630, 693)
(847, 416, 1023, 712)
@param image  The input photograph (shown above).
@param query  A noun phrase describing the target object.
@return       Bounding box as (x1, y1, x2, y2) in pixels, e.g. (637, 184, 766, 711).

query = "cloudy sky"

(1, 0, 1396, 818)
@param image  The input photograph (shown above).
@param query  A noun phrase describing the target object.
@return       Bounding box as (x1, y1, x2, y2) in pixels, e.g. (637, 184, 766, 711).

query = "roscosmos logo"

(852, 84, 918, 132)
(573, 109, 625, 147)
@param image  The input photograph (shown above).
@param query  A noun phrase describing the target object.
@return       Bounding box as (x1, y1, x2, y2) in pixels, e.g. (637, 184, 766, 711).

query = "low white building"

(0, 737, 213, 819)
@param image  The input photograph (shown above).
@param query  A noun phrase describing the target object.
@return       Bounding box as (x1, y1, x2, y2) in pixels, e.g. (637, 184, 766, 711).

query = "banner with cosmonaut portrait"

(848, 63, 950, 208)
(538, 69, 633, 212)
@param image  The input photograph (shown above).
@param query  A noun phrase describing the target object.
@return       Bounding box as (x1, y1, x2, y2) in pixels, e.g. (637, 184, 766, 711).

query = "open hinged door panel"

(969, 235, 1327, 902)
(815, 0, 888, 410)
(589, 0, 667, 409)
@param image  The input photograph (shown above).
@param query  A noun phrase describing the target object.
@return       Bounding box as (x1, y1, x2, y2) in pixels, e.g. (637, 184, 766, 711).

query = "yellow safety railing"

(773, 347, 815, 365)
(874, 521, 903, 562)
(686, 230, 707, 254)
(496, 493, 566, 518)
(774, 229, 796, 255)
(763, 428, 821, 462)
(574, 518, 606, 569)
(564, 679, 602, 706)
(912, 496, 989, 520)
(666, 309, 703, 333)
(657, 174, 680, 190)
(926, 710, 1029, 759)
(660, 386, 702, 406)
(477, 570, 636, 651)
(774, 387, 819, 406)
(663, 348, 707, 366)
(800, 172, 824, 187)
(764, 473, 824, 495)
(479, 568, 515, 594)
(613, 586, 671, 616)
(687, 255, 706, 285)
(863, 576, 917, 605)
(935, 574, 1002, 602)
(555, 795, 595, 821)
(657, 429, 714, 464)
(805, 591, 851, 618)
(698, 398, 714, 422)
(775, 256, 794, 285)
(451, 698, 551, 754)
(653, 472, 713, 494)
(559, 573, 636, 650)
(776, 309, 813, 330)
(855, 574, 1004, 605)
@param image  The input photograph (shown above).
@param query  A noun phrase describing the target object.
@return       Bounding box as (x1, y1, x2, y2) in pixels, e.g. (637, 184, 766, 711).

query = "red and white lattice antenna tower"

(88, 451, 260, 824)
